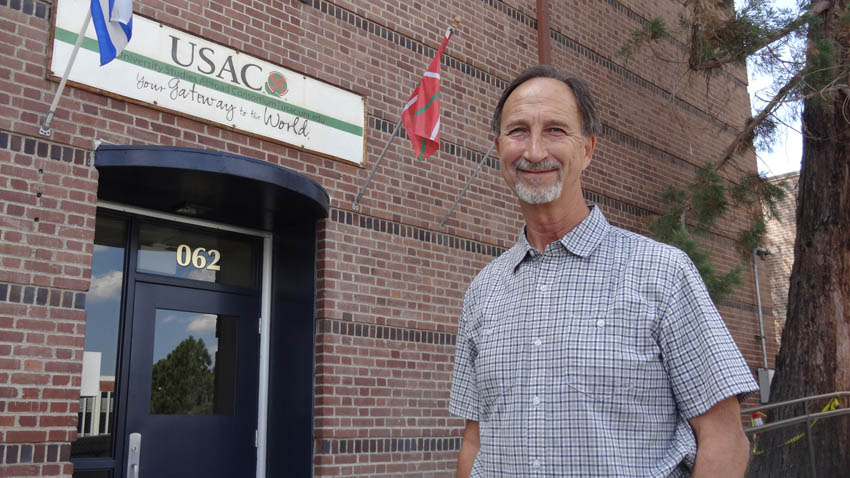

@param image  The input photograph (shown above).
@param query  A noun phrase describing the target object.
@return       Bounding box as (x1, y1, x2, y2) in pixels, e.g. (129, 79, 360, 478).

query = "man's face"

(495, 77, 594, 206)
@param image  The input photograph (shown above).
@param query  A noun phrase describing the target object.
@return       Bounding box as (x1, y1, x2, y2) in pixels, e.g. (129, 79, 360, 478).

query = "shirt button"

(538, 284, 547, 291)
(596, 319, 605, 327)
(532, 396, 541, 406)
(531, 459, 541, 469)
(533, 338, 542, 347)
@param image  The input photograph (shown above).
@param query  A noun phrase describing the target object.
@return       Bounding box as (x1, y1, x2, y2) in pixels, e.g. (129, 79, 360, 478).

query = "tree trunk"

(748, 3, 850, 476)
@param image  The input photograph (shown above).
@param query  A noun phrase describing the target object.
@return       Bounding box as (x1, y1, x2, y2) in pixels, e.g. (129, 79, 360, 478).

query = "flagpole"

(352, 118, 403, 211)
(40, 10, 92, 137)
(352, 17, 460, 211)
(439, 142, 496, 228)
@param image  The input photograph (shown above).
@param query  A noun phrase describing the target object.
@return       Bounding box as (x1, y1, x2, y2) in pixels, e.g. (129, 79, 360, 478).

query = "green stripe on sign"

(413, 92, 440, 117)
(54, 27, 363, 137)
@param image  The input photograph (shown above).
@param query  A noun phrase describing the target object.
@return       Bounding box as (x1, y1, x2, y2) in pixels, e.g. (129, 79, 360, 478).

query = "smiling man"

(449, 65, 757, 478)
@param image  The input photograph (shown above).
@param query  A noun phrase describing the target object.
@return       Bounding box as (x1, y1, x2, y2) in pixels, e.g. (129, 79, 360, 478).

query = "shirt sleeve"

(449, 287, 480, 421)
(657, 251, 758, 420)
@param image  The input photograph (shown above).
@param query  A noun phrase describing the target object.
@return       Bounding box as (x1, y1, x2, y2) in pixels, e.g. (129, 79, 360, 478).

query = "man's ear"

(493, 134, 501, 155)
(582, 135, 596, 169)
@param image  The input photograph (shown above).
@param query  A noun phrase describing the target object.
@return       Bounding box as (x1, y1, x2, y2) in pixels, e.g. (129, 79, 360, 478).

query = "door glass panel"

(150, 309, 238, 415)
(72, 215, 126, 459)
(136, 222, 257, 288)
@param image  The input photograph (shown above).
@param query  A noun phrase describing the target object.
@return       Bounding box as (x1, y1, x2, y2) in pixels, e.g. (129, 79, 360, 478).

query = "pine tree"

(150, 336, 215, 415)
(625, 1, 849, 475)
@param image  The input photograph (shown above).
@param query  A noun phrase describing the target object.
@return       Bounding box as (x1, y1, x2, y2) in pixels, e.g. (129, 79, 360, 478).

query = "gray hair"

(491, 65, 601, 138)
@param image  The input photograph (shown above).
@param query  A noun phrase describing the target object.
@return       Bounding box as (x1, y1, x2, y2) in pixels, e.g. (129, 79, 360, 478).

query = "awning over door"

(95, 145, 329, 230)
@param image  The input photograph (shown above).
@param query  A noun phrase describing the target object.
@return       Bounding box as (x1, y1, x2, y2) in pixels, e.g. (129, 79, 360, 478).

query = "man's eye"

(506, 128, 526, 136)
(547, 127, 566, 134)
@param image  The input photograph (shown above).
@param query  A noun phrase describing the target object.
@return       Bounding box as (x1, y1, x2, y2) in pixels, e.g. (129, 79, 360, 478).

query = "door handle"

(127, 432, 142, 478)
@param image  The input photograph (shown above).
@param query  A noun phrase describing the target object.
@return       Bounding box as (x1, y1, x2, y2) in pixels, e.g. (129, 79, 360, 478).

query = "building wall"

(764, 172, 799, 347)
(0, 0, 774, 476)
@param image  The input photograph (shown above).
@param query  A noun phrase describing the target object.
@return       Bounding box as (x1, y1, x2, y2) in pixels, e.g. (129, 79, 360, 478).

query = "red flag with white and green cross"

(401, 26, 454, 161)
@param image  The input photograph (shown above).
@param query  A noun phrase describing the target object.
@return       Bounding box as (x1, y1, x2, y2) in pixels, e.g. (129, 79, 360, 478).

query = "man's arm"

(689, 396, 750, 478)
(455, 420, 480, 478)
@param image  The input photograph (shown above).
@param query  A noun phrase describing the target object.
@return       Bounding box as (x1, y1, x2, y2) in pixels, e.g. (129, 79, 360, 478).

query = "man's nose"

(525, 130, 547, 163)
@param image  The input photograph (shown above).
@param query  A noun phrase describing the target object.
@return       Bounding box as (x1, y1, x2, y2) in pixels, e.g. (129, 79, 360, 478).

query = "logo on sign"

(265, 72, 288, 97)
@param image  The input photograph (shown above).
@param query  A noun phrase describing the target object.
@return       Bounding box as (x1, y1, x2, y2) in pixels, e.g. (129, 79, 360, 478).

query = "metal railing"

(78, 390, 114, 437)
(741, 391, 850, 478)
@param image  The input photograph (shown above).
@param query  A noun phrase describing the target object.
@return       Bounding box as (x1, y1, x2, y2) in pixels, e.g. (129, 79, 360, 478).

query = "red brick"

(0, 386, 18, 398)
(13, 319, 55, 333)
(22, 360, 41, 372)
(5, 429, 47, 443)
(43, 361, 80, 374)
(10, 373, 50, 385)
(0, 464, 40, 476)
(45, 335, 83, 347)
(41, 388, 79, 400)
(38, 415, 76, 427)
(0, 330, 25, 343)
(18, 415, 37, 427)
(0, 357, 20, 370)
(12, 346, 52, 358)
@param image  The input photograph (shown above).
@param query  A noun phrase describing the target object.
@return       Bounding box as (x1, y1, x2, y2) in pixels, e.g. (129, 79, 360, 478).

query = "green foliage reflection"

(151, 336, 214, 415)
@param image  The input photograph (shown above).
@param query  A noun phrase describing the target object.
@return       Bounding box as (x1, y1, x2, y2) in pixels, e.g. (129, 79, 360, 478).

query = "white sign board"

(50, 0, 366, 166)
(81, 351, 101, 397)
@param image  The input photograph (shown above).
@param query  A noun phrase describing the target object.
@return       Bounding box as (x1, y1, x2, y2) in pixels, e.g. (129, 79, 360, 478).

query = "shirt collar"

(505, 205, 610, 270)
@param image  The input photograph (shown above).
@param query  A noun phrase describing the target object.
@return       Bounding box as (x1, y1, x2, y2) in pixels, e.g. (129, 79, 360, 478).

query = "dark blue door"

(125, 282, 259, 478)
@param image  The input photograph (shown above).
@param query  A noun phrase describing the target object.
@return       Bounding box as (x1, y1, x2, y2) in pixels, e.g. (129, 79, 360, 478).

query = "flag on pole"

(90, 0, 133, 65)
(401, 27, 454, 161)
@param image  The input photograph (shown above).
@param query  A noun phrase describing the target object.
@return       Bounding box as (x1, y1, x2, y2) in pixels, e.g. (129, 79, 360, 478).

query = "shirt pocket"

(559, 315, 658, 401)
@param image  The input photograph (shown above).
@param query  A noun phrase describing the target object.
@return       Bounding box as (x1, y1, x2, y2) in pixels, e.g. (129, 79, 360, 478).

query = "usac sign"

(49, 0, 366, 166)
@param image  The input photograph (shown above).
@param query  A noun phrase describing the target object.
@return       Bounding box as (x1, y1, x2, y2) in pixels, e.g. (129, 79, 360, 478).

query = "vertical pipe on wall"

(752, 248, 770, 371)
(752, 247, 775, 404)
(537, 0, 551, 64)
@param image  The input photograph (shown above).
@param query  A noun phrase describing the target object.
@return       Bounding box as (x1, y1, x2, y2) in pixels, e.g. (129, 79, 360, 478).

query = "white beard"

(512, 158, 563, 204)
(516, 179, 562, 204)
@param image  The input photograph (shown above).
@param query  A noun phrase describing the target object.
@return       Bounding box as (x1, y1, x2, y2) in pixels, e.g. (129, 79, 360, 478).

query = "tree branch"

(717, 72, 803, 171)
(690, 1, 832, 71)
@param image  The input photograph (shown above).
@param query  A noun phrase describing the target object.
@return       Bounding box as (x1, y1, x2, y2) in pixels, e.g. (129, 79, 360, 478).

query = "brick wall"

(764, 172, 799, 347)
(0, 127, 94, 476)
(0, 0, 774, 476)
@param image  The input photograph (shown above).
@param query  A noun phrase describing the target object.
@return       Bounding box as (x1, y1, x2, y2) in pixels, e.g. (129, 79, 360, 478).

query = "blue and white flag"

(90, 0, 133, 65)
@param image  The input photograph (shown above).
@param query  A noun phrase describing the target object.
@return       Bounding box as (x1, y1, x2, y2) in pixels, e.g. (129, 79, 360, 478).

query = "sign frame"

(46, 0, 368, 168)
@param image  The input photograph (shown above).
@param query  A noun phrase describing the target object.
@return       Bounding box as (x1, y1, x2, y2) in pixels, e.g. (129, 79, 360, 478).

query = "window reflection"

(72, 215, 126, 459)
(150, 309, 237, 415)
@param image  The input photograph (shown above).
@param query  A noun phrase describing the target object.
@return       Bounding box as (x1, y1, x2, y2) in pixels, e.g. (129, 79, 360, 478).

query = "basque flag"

(401, 27, 453, 161)
(90, 0, 133, 65)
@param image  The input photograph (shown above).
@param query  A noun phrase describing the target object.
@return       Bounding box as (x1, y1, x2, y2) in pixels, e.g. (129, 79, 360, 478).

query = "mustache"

(513, 158, 562, 172)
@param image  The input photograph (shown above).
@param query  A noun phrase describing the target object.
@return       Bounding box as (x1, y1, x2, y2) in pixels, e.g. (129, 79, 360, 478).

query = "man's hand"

(689, 395, 751, 477)
(455, 420, 480, 478)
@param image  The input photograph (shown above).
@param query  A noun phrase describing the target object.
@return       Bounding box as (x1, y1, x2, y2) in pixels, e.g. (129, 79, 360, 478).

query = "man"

(449, 65, 757, 477)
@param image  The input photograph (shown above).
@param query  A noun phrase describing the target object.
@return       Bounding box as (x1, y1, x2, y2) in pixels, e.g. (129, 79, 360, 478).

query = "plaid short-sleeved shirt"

(449, 206, 757, 477)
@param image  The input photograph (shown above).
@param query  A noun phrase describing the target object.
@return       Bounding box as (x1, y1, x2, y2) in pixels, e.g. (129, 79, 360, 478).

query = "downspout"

(752, 247, 773, 402)
(752, 248, 770, 370)
(537, 0, 551, 64)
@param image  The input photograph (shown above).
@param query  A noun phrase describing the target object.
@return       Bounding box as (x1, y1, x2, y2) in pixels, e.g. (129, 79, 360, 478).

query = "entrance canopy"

(94, 145, 326, 476)
(95, 145, 329, 229)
